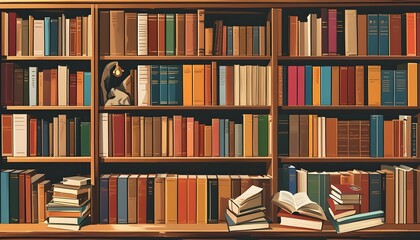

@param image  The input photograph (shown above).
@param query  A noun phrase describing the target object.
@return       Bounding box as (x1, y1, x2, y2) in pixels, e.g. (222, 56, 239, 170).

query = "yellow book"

(197, 175, 207, 224)
(165, 174, 177, 224)
(368, 65, 381, 106)
(205, 28, 213, 55)
(243, 114, 253, 157)
(193, 65, 205, 105)
(408, 63, 418, 106)
(183, 65, 193, 106)
(312, 66, 320, 105)
(308, 115, 313, 157)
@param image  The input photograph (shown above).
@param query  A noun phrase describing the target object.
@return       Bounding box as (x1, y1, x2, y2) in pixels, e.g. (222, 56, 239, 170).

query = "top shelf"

(100, 56, 271, 61)
(278, 56, 420, 61)
(2, 56, 92, 61)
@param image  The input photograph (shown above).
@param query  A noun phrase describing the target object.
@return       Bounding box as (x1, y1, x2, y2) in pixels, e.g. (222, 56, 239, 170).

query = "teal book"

(165, 14, 175, 56)
(224, 119, 229, 157)
(227, 26, 233, 55)
(117, 175, 129, 224)
(307, 172, 320, 206)
(394, 70, 407, 106)
(1, 169, 13, 223)
(368, 14, 379, 55)
(220, 119, 225, 157)
(83, 72, 91, 106)
(252, 26, 259, 56)
(378, 14, 389, 56)
(50, 18, 58, 56)
(327, 210, 384, 233)
(305, 65, 313, 105)
(219, 66, 226, 105)
(381, 70, 394, 105)
(369, 172, 382, 212)
(159, 65, 168, 105)
(80, 122, 90, 156)
(319, 172, 330, 212)
(23, 68, 29, 105)
(336, 210, 384, 224)
(370, 115, 384, 157)
(320, 66, 331, 105)
(151, 65, 160, 105)
(258, 115, 268, 157)
(44, 17, 50, 56)
(167, 65, 182, 105)
(9, 170, 22, 223)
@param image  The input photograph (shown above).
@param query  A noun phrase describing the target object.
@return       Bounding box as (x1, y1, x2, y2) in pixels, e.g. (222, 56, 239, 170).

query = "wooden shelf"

(5, 106, 91, 111)
(2, 56, 92, 61)
(280, 106, 420, 111)
(6, 157, 91, 163)
(280, 157, 420, 163)
(100, 55, 271, 61)
(100, 106, 271, 111)
(278, 56, 420, 61)
(101, 157, 271, 163)
(0, 223, 420, 238)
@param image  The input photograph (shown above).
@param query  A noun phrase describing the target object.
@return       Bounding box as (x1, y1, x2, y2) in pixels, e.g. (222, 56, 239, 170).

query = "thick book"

(278, 210, 323, 230)
(271, 191, 327, 220)
(226, 213, 268, 232)
(109, 10, 124, 56)
(328, 210, 384, 233)
(368, 14, 379, 55)
(378, 14, 389, 55)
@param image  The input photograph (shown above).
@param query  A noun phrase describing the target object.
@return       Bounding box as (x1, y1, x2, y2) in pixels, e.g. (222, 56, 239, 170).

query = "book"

(328, 210, 384, 233)
(225, 213, 269, 232)
(272, 191, 327, 220)
(278, 209, 323, 230)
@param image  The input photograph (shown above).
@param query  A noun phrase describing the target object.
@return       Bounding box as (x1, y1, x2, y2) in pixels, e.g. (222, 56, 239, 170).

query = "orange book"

(212, 118, 220, 156)
(218, 175, 231, 223)
(173, 115, 182, 157)
(204, 126, 212, 157)
(355, 66, 365, 105)
(193, 65, 205, 105)
(326, 118, 338, 157)
(197, 175, 207, 224)
(165, 174, 178, 224)
(384, 120, 394, 157)
(367, 65, 381, 106)
(312, 66, 321, 105)
(177, 175, 188, 224)
(186, 117, 194, 157)
(76, 71, 84, 106)
(194, 121, 199, 156)
(407, 63, 418, 106)
(289, 16, 298, 56)
(243, 114, 253, 157)
(339, 172, 354, 185)
(187, 175, 197, 223)
(407, 13, 417, 56)
(183, 65, 193, 106)
(204, 64, 212, 105)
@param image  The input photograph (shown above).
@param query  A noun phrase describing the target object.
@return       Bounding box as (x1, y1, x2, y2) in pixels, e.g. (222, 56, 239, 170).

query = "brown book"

(176, 14, 185, 56)
(18, 171, 25, 223)
(289, 115, 299, 157)
(125, 13, 137, 56)
(58, 115, 67, 157)
(69, 72, 77, 106)
(347, 66, 355, 105)
(331, 66, 340, 105)
(243, 114, 253, 157)
(137, 175, 147, 223)
(360, 120, 370, 157)
(38, 72, 43, 106)
(240, 175, 253, 194)
(246, 26, 253, 56)
(186, 117, 194, 157)
(252, 115, 259, 157)
(348, 121, 360, 157)
(225, 66, 234, 105)
(144, 117, 153, 157)
(24, 169, 36, 223)
(108, 175, 118, 224)
(152, 117, 161, 157)
(384, 120, 394, 157)
(230, 175, 241, 199)
(125, 113, 132, 157)
(414, 169, 420, 223)
(218, 175, 231, 223)
(390, 14, 402, 56)
(181, 117, 187, 156)
(406, 168, 414, 223)
(239, 26, 246, 56)
(173, 115, 182, 157)
(355, 66, 365, 105)
(43, 70, 51, 106)
(229, 121, 235, 157)
(109, 10, 124, 56)
(100, 11, 110, 56)
(357, 14, 367, 56)
(194, 121, 199, 156)
(50, 69, 58, 106)
(154, 174, 166, 224)
(1, 115, 13, 156)
(132, 116, 140, 157)
(212, 20, 223, 56)
(380, 169, 395, 223)
(212, 118, 220, 157)
(76, 16, 82, 56)
(13, 68, 24, 106)
(29, 118, 37, 156)
(204, 64, 212, 105)
(199, 124, 205, 157)
(127, 175, 138, 224)
(158, 14, 165, 56)
(205, 28, 213, 55)
(276, 8, 282, 56)
(299, 115, 309, 157)
(339, 66, 348, 105)
(222, 26, 227, 55)
(204, 126, 212, 157)
(259, 26, 266, 56)
(289, 16, 298, 56)
(148, 14, 158, 56)
(48, 123, 53, 156)
(233, 26, 239, 55)
(37, 180, 51, 223)
(69, 18, 77, 56)
(326, 118, 338, 157)
(185, 13, 197, 56)
(211, 61, 218, 105)
(338, 121, 349, 157)
(69, 120, 75, 156)
(198, 10, 205, 56)
(278, 66, 283, 106)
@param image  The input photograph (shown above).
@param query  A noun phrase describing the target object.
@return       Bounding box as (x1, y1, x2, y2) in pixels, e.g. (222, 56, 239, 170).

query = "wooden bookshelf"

(100, 106, 271, 111)
(280, 106, 420, 111)
(100, 56, 271, 61)
(2, 56, 92, 61)
(280, 157, 420, 163)
(278, 56, 420, 61)
(6, 157, 92, 163)
(6, 106, 91, 111)
(101, 156, 272, 163)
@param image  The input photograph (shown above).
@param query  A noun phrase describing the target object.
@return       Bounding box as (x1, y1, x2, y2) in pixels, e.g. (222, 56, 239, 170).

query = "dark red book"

(18, 172, 25, 223)
(69, 73, 77, 106)
(321, 8, 329, 55)
(13, 67, 24, 106)
(148, 14, 158, 56)
(199, 124, 205, 157)
(297, 66, 305, 106)
(390, 14, 402, 56)
(187, 176, 197, 224)
(158, 14, 165, 56)
(339, 66, 348, 105)
(125, 113, 131, 157)
(328, 9, 337, 55)
(8, 12, 17, 56)
(226, 66, 234, 105)
(43, 70, 52, 106)
(1, 63, 14, 106)
(181, 117, 187, 157)
(29, 118, 37, 157)
(347, 66, 355, 105)
(108, 175, 118, 224)
(112, 114, 125, 157)
(331, 184, 362, 195)
(360, 171, 370, 213)
(137, 176, 147, 223)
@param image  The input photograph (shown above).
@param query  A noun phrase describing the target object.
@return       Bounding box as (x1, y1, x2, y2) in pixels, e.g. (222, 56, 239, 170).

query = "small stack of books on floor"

(328, 184, 384, 233)
(225, 185, 269, 231)
(46, 176, 91, 231)
(272, 191, 327, 230)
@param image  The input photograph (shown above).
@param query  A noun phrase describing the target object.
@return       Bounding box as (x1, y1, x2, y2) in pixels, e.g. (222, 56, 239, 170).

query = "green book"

(23, 68, 29, 106)
(80, 122, 90, 156)
(319, 172, 330, 212)
(165, 14, 175, 56)
(258, 115, 268, 157)
(9, 170, 23, 223)
(307, 172, 320, 206)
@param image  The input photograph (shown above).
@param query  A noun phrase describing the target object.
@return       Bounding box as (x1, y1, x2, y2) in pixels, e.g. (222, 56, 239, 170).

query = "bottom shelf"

(1, 223, 420, 238)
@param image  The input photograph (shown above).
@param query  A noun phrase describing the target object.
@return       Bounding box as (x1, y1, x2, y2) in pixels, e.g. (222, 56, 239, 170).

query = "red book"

(347, 66, 355, 105)
(417, 13, 420, 56)
(359, 171, 369, 213)
(331, 184, 362, 195)
(199, 124, 205, 157)
(204, 64, 212, 105)
(187, 175, 197, 224)
(297, 66, 305, 106)
(339, 66, 348, 105)
(29, 118, 37, 156)
(108, 175, 118, 224)
(8, 12, 17, 56)
(1, 115, 13, 156)
(42, 70, 51, 106)
(226, 66, 234, 105)
(148, 14, 158, 56)
(328, 9, 337, 55)
(181, 117, 187, 156)
(186, 117, 194, 157)
(212, 118, 220, 156)
(18, 172, 25, 223)
(177, 176, 188, 224)
(112, 114, 125, 157)
(390, 14, 402, 56)
(158, 14, 165, 56)
(125, 113, 132, 157)
(194, 121, 199, 156)
(24, 169, 36, 223)
(287, 66, 297, 106)
(174, 115, 182, 157)
(69, 73, 77, 106)
(137, 175, 147, 223)
(1, 63, 14, 106)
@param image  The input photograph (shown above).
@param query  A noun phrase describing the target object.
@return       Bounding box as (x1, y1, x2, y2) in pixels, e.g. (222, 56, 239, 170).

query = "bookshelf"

(0, 0, 420, 238)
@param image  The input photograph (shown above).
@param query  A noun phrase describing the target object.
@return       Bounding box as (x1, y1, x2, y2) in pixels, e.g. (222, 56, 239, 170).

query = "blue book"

(288, 165, 296, 194)
(378, 14, 389, 55)
(227, 27, 233, 55)
(42, 119, 49, 156)
(151, 65, 160, 105)
(159, 65, 168, 105)
(395, 70, 407, 106)
(44, 17, 50, 56)
(219, 119, 225, 157)
(47, 200, 90, 212)
(305, 65, 313, 105)
(370, 115, 384, 157)
(99, 174, 110, 224)
(50, 18, 58, 56)
(219, 66, 226, 105)
(0, 170, 13, 223)
(336, 210, 384, 224)
(319, 172, 330, 212)
(412, 123, 417, 157)
(369, 172, 382, 212)
(381, 70, 394, 105)
(117, 175, 129, 224)
(252, 26, 259, 56)
(167, 65, 182, 105)
(83, 72, 91, 106)
(224, 119, 229, 157)
(320, 66, 332, 105)
(368, 14, 379, 55)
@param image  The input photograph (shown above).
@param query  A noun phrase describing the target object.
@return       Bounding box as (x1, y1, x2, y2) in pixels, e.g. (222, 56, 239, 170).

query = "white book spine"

(246, 65, 252, 106)
(33, 20, 44, 56)
(316, 18, 322, 56)
(267, 66, 272, 106)
(29, 67, 38, 106)
(234, 64, 240, 106)
(57, 65, 68, 106)
(137, 13, 148, 56)
(65, 19, 70, 56)
(99, 113, 109, 157)
(251, 65, 258, 106)
(88, 14, 92, 56)
(13, 114, 28, 156)
(307, 15, 311, 56)
(137, 65, 149, 105)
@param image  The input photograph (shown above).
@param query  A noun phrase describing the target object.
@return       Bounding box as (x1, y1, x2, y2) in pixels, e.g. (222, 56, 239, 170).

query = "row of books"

(278, 164, 420, 224)
(99, 174, 271, 224)
(121, 64, 271, 107)
(99, 114, 271, 158)
(1, 114, 91, 157)
(0, 169, 51, 224)
(1, 63, 91, 107)
(278, 114, 418, 158)
(281, 63, 418, 107)
(289, 10, 420, 56)
(1, 12, 92, 57)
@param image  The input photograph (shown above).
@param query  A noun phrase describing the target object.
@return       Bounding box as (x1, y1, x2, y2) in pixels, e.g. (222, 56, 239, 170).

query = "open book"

(272, 191, 327, 220)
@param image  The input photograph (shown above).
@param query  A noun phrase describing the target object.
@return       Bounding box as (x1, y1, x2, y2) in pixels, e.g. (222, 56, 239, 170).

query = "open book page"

(234, 185, 263, 205)
(294, 192, 327, 220)
(271, 191, 296, 213)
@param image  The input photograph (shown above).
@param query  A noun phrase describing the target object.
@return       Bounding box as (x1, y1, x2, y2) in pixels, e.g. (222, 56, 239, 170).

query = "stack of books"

(225, 185, 269, 231)
(46, 176, 91, 231)
(328, 184, 384, 233)
(272, 190, 327, 230)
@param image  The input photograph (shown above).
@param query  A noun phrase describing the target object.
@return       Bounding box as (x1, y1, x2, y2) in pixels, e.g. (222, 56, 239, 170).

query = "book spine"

(117, 177, 128, 224)
(381, 70, 394, 105)
(80, 122, 90, 156)
(151, 65, 160, 105)
(412, 123, 417, 157)
(219, 66, 226, 105)
(99, 177, 109, 224)
(320, 66, 332, 105)
(368, 14, 379, 55)
(159, 65, 168, 105)
(305, 66, 313, 105)
(207, 178, 218, 223)
(146, 177, 155, 223)
(379, 14, 389, 55)
(328, 9, 337, 55)
(369, 173, 382, 211)
(0, 171, 10, 223)
(44, 17, 50, 56)
(165, 14, 175, 56)
(395, 70, 407, 106)
(83, 72, 91, 106)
